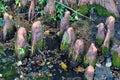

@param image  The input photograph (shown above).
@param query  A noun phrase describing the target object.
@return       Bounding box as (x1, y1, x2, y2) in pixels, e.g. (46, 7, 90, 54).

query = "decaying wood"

(28, 0, 35, 21)
(44, 0, 56, 15)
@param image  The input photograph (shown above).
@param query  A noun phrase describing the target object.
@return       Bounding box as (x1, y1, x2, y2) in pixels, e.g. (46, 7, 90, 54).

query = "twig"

(55, 1, 94, 21)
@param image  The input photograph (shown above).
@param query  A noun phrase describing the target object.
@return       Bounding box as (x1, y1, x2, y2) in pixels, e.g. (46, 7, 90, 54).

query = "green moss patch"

(112, 51, 120, 68)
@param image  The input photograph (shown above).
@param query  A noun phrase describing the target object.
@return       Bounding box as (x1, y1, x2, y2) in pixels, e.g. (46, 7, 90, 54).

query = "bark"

(60, 11, 70, 32)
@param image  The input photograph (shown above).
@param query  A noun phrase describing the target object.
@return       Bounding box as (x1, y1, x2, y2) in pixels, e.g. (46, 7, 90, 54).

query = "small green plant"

(0, 1, 8, 17)
(15, 0, 21, 7)
(55, 2, 65, 19)
(102, 47, 109, 55)
(112, 51, 120, 68)
(96, 37, 104, 47)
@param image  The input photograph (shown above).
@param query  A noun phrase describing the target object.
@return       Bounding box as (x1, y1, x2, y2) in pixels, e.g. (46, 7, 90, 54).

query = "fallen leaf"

(38, 62, 45, 66)
(48, 73, 52, 77)
(74, 66, 84, 72)
(60, 62, 67, 71)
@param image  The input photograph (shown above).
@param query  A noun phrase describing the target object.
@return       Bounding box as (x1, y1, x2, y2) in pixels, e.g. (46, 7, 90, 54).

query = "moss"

(33, 39, 45, 53)
(94, 5, 116, 18)
(102, 47, 109, 55)
(84, 56, 96, 67)
(77, 5, 91, 18)
(37, 75, 51, 80)
(96, 37, 104, 47)
(15, 44, 29, 59)
(60, 43, 70, 53)
(112, 51, 120, 68)
(77, 4, 116, 18)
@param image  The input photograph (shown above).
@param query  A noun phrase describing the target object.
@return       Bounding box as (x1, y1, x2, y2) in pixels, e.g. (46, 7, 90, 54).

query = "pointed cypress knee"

(60, 11, 70, 33)
(72, 39, 84, 62)
(31, 21, 45, 54)
(60, 27, 76, 54)
(3, 12, 15, 42)
(102, 30, 111, 57)
(96, 23, 105, 47)
(106, 16, 115, 43)
(85, 65, 94, 80)
(15, 27, 28, 59)
(84, 43, 97, 66)
(44, 0, 56, 15)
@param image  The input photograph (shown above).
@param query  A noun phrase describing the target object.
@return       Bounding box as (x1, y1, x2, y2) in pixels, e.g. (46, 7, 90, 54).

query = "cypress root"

(84, 43, 97, 66)
(3, 12, 15, 41)
(60, 11, 70, 33)
(15, 27, 28, 59)
(72, 39, 84, 63)
(31, 21, 45, 54)
(44, 0, 56, 15)
(60, 27, 76, 54)
(96, 23, 105, 47)
(102, 30, 111, 56)
(106, 16, 115, 38)
(85, 65, 94, 80)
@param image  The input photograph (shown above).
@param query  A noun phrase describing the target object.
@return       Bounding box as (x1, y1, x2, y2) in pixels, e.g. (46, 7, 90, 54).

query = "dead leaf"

(38, 62, 45, 66)
(74, 66, 84, 72)
(60, 62, 67, 71)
